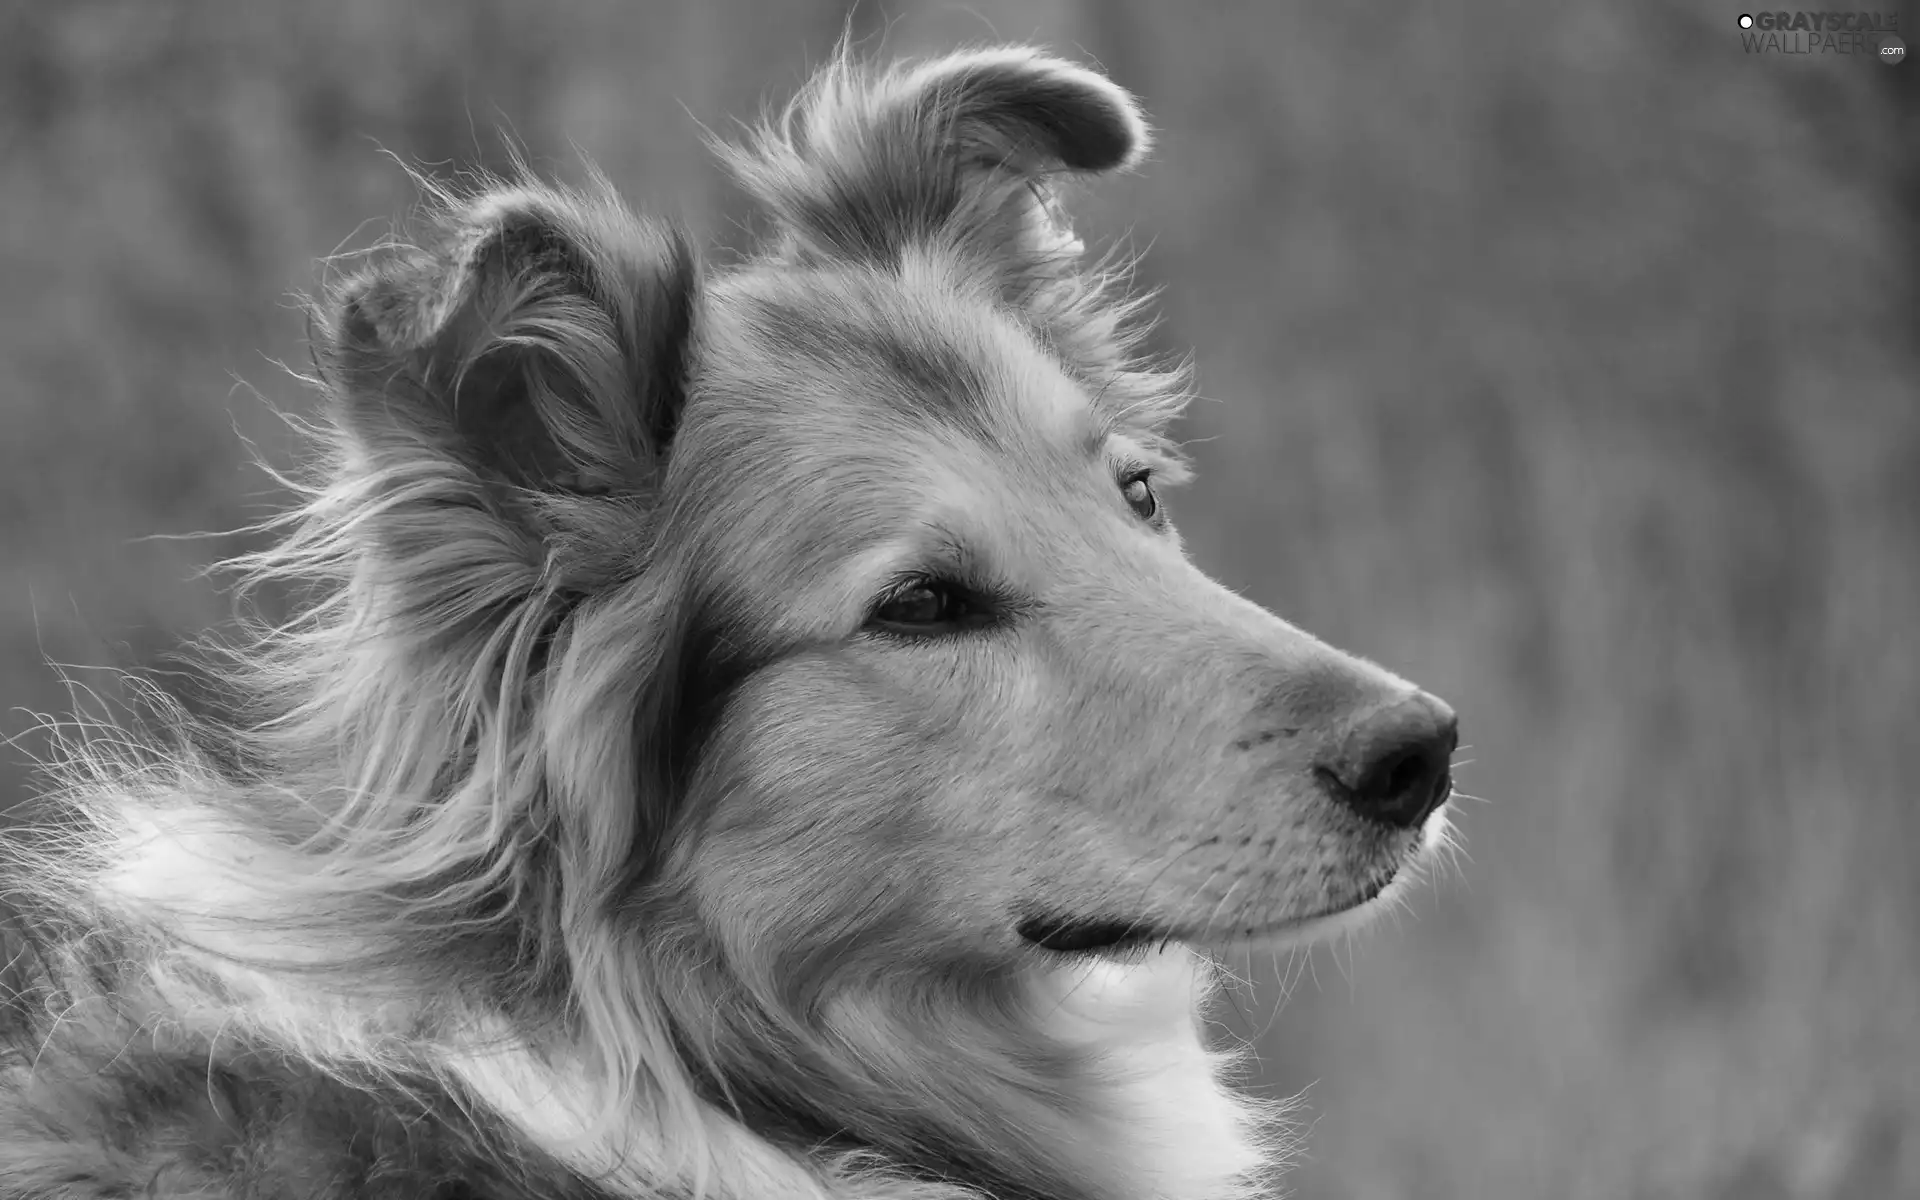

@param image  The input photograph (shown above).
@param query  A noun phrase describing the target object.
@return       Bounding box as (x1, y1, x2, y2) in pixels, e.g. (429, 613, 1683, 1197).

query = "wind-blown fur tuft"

(0, 42, 1455, 1200)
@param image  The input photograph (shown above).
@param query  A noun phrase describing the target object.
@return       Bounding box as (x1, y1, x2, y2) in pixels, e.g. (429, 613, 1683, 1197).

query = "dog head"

(318, 46, 1455, 1198)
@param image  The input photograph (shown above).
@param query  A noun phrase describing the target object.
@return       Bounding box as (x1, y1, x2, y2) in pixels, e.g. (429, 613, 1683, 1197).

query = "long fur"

(0, 45, 1456, 1200)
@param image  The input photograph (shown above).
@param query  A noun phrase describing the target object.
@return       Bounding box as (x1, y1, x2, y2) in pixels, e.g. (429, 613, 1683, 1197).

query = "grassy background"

(3, 2, 1915, 1196)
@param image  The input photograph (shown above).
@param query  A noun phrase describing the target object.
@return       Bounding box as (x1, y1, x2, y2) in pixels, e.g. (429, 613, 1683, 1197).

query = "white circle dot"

(1738, 14, 1753, 28)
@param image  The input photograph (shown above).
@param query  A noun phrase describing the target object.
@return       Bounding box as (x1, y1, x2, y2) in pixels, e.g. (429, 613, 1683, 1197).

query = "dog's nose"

(1316, 693, 1458, 829)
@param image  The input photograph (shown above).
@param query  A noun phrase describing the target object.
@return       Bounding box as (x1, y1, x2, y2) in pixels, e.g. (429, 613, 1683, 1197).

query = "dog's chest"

(0, 1006, 610, 1200)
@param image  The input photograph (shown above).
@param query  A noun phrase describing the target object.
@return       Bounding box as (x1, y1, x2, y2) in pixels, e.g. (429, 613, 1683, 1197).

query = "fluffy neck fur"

(68, 800, 1287, 1199)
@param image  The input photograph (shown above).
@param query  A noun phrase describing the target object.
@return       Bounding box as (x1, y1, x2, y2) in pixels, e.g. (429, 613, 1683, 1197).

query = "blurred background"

(2, 2, 1915, 1196)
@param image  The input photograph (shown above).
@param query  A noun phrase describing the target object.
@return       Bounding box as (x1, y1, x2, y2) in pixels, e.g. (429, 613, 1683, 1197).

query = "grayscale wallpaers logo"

(1738, 11, 1905, 63)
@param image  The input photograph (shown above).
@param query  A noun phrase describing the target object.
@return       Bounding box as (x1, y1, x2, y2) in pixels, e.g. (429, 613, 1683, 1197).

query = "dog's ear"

(323, 183, 697, 504)
(723, 47, 1147, 294)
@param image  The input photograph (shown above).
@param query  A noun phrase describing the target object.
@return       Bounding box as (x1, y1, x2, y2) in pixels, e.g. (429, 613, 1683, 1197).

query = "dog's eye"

(869, 578, 994, 635)
(1121, 472, 1157, 521)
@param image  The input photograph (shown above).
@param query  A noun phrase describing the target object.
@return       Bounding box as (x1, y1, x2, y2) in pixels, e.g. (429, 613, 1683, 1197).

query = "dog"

(0, 46, 1459, 1200)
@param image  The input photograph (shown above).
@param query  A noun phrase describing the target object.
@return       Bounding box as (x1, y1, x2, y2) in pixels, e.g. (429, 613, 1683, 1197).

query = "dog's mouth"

(1016, 796, 1455, 956)
(1017, 866, 1407, 956)
(1015, 915, 1172, 955)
